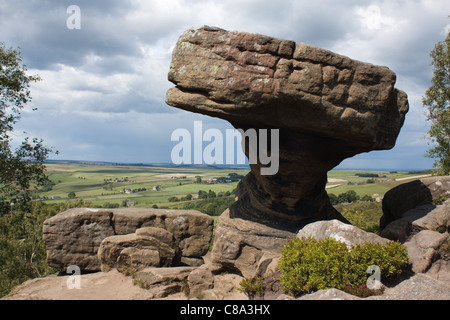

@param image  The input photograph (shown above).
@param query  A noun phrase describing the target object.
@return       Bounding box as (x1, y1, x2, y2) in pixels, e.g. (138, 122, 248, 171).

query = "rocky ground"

(4, 177, 450, 301)
(4, 253, 247, 300)
(4, 254, 449, 300)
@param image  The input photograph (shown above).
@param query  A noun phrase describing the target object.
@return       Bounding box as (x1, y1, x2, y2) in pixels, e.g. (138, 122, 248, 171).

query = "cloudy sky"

(1, 0, 449, 170)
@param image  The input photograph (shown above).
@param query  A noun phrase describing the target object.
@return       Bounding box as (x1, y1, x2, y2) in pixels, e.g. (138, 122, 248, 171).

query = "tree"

(68, 192, 76, 199)
(0, 201, 59, 297)
(361, 194, 374, 202)
(423, 32, 450, 175)
(198, 190, 208, 199)
(345, 190, 360, 203)
(328, 193, 338, 205)
(207, 189, 216, 198)
(195, 176, 202, 184)
(337, 193, 349, 204)
(0, 43, 54, 213)
(227, 172, 244, 181)
(336, 190, 360, 204)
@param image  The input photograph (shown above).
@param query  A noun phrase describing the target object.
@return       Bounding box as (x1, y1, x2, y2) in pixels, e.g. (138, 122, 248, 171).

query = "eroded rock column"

(165, 26, 409, 275)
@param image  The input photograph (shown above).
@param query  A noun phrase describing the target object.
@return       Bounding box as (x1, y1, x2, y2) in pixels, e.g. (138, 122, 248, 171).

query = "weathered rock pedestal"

(166, 26, 409, 276)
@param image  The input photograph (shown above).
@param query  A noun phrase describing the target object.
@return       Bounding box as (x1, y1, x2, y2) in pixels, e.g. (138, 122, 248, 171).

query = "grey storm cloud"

(1, 0, 141, 70)
(1, 0, 449, 168)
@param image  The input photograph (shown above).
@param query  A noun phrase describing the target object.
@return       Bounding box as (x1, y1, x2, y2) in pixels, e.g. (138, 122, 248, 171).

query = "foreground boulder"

(380, 176, 450, 286)
(380, 176, 450, 229)
(98, 227, 179, 272)
(43, 209, 115, 272)
(296, 274, 450, 300)
(166, 26, 408, 275)
(211, 209, 290, 278)
(380, 176, 450, 245)
(43, 208, 214, 272)
(404, 230, 448, 273)
(9, 211, 449, 300)
(296, 219, 388, 246)
(134, 266, 196, 298)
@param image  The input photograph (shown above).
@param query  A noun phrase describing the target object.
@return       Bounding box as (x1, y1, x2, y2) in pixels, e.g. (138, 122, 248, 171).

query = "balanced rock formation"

(166, 26, 408, 230)
(166, 26, 408, 275)
(43, 208, 214, 272)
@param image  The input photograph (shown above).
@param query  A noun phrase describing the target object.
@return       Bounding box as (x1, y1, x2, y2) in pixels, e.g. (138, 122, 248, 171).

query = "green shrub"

(0, 201, 61, 297)
(168, 196, 179, 202)
(0, 199, 98, 298)
(173, 196, 235, 216)
(239, 276, 264, 300)
(335, 201, 383, 232)
(432, 194, 446, 205)
(102, 202, 120, 208)
(278, 237, 408, 297)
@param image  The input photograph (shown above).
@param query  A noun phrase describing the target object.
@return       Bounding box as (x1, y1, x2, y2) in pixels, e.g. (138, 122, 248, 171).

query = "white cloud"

(422, 0, 450, 14)
(355, 4, 407, 34)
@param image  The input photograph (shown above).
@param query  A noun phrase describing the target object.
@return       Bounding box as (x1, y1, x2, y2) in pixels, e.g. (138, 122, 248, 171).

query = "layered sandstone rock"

(166, 26, 408, 275)
(98, 227, 179, 272)
(381, 176, 450, 229)
(380, 176, 450, 284)
(166, 26, 408, 232)
(43, 208, 214, 271)
(296, 219, 389, 247)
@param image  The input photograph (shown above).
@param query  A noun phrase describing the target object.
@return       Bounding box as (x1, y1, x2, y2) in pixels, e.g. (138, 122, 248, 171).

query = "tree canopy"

(0, 43, 54, 213)
(423, 32, 450, 175)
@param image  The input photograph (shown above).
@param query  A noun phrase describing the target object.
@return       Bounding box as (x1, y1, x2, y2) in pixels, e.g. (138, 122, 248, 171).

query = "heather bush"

(278, 237, 408, 297)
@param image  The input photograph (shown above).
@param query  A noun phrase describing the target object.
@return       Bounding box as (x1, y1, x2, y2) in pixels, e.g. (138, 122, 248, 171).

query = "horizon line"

(44, 159, 433, 173)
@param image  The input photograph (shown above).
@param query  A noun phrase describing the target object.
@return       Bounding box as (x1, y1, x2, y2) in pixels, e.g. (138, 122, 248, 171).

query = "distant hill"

(44, 159, 250, 170)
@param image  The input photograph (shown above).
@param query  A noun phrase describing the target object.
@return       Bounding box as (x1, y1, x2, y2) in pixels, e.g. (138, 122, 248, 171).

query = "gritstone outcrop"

(166, 26, 408, 231)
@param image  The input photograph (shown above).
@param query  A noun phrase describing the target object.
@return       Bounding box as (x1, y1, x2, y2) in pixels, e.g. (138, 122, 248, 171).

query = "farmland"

(36, 162, 247, 209)
(325, 170, 431, 198)
(34, 162, 431, 210)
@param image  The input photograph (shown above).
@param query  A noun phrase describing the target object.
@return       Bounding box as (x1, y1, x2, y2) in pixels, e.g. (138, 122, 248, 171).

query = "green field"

(326, 170, 432, 198)
(34, 163, 431, 208)
(36, 163, 249, 208)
